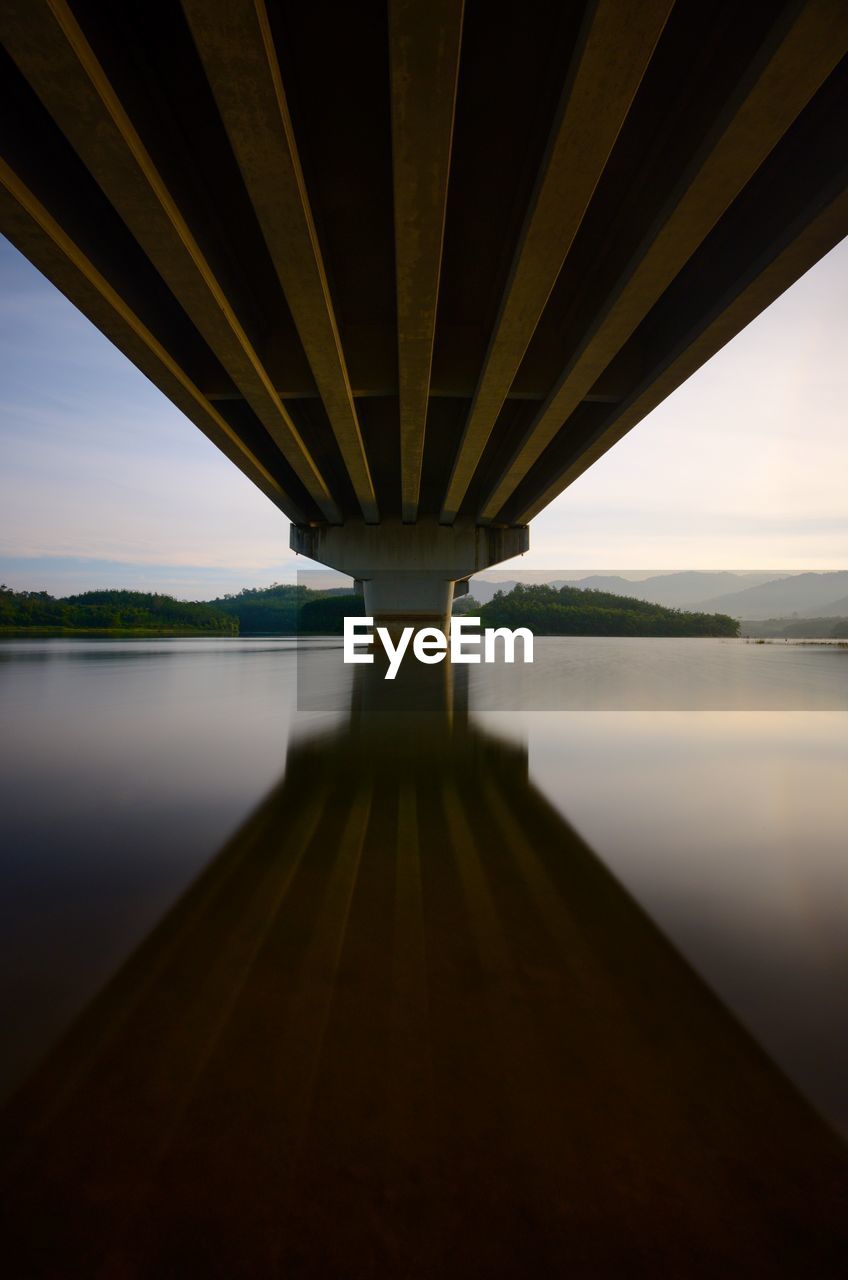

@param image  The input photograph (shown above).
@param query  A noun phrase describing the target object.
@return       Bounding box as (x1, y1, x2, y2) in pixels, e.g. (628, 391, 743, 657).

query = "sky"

(1, 233, 846, 599)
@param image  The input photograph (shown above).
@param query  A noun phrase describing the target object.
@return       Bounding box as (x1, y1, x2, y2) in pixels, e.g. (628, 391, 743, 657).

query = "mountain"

(470, 571, 776, 609)
(0, 586, 237, 633)
(695, 572, 848, 619)
(740, 616, 848, 639)
(479, 582, 738, 637)
(569, 571, 777, 608)
(559, 574, 644, 597)
(467, 578, 519, 604)
(801, 594, 848, 617)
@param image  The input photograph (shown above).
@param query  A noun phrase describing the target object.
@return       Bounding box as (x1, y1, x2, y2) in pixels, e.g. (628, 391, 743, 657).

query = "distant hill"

(209, 583, 363, 634)
(740, 617, 848, 639)
(800, 594, 848, 617)
(569, 571, 777, 608)
(468, 578, 519, 605)
(695, 572, 848, 619)
(212, 573, 847, 628)
(209, 583, 311, 633)
(470, 571, 776, 609)
(0, 586, 237, 634)
(479, 583, 738, 637)
(8, 575, 843, 636)
(555, 574, 639, 597)
(1, 582, 367, 636)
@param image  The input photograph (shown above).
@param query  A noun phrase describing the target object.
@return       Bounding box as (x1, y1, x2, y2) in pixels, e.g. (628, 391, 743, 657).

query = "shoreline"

(0, 627, 237, 638)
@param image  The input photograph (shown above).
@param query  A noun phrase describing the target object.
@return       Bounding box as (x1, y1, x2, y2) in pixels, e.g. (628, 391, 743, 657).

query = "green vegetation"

(0, 581, 364, 637)
(208, 584, 361, 634)
(209, 583, 311, 634)
(452, 594, 483, 615)
(298, 594, 362, 634)
(740, 616, 848, 639)
(479, 583, 739, 636)
(1, 580, 741, 638)
(0, 586, 238, 634)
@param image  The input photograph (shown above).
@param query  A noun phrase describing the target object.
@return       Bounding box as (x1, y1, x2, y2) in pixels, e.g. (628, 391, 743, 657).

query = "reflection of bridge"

(2, 665, 845, 1275)
(1, 2, 847, 617)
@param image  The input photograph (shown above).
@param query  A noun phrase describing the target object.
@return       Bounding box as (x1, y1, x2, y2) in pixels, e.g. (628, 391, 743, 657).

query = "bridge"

(1, 0, 846, 620)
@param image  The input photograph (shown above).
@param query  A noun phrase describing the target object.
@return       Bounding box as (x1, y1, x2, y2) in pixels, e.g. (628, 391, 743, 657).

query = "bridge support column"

(290, 519, 529, 629)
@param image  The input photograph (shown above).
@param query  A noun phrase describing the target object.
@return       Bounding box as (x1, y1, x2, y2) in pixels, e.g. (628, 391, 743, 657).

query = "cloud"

(0, 555, 298, 599)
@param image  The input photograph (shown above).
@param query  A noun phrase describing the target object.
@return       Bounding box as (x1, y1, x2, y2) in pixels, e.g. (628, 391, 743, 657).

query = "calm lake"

(2, 635, 846, 1141)
(2, 634, 847, 1273)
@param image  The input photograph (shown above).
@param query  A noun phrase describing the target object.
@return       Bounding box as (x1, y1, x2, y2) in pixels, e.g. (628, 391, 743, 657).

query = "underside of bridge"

(1, 0, 846, 617)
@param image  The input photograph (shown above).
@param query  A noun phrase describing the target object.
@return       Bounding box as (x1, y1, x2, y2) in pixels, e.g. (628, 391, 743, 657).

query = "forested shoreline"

(0, 587, 238, 634)
(0, 584, 360, 636)
(2, 582, 739, 638)
(477, 583, 739, 637)
(208, 584, 359, 634)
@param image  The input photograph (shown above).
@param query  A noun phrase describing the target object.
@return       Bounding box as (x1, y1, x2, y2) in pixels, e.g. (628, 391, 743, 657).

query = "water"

(1, 637, 846, 1274)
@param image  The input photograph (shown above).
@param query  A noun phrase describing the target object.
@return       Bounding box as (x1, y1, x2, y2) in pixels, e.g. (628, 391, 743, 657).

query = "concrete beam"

(439, 0, 673, 522)
(513, 182, 848, 524)
(481, 0, 848, 522)
(237, 322, 637, 403)
(183, 0, 378, 523)
(390, 0, 464, 522)
(0, 160, 310, 523)
(0, 0, 341, 523)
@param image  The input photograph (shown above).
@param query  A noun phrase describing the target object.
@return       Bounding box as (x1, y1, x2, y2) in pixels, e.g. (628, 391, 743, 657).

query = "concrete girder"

(439, 0, 673, 523)
(0, 159, 309, 523)
(480, 0, 848, 523)
(514, 182, 848, 524)
(182, 0, 379, 524)
(214, 321, 641, 403)
(0, 0, 341, 523)
(389, 0, 464, 522)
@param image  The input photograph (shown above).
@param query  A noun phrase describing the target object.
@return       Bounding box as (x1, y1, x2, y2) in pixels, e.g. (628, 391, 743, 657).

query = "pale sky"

(0, 233, 845, 598)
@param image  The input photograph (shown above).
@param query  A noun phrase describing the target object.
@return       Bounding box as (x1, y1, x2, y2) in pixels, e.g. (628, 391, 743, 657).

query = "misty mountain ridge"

(564, 571, 777, 608)
(470, 571, 779, 609)
(694, 571, 848, 619)
(800, 594, 848, 618)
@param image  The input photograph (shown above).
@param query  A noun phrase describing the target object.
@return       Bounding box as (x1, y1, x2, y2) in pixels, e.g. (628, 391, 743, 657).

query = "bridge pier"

(290, 519, 529, 628)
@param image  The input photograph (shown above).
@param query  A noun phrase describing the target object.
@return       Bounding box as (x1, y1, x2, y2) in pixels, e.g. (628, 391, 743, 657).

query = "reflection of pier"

(1, 668, 846, 1276)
